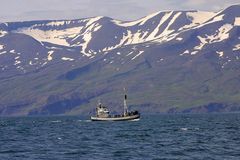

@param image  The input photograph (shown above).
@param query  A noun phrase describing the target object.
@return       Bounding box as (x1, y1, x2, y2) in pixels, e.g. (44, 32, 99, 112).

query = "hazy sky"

(0, 0, 239, 22)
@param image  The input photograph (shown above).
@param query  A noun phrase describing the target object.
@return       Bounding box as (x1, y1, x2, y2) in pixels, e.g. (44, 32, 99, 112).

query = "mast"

(98, 99, 101, 107)
(123, 88, 128, 116)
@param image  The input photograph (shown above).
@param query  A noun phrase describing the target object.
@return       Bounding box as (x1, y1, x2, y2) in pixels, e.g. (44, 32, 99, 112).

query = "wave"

(50, 120, 61, 123)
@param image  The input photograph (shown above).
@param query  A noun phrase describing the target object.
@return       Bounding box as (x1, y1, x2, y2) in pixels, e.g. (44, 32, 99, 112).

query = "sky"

(0, 0, 239, 22)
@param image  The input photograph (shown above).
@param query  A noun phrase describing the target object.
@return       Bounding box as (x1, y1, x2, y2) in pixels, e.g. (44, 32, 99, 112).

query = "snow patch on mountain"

(233, 44, 240, 51)
(78, 22, 102, 56)
(16, 26, 84, 46)
(47, 51, 54, 61)
(100, 29, 149, 53)
(123, 30, 146, 44)
(176, 37, 183, 41)
(196, 14, 224, 29)
(0, 44, 4, 50)
(160, 12, 182, 37)
(213, 14, 225, 22)
(180, 11, 215, 30)
(209, 24, 233, 43)
(10, 50, 15, 53)
(194, 36, 208, 50)
(180, 50, 190, 56)
(15, 56, 20, 60)
(126, 51, 134, 56)
(86, 16, 103, 27)
(41, 62, 48, 67)
(46, 21, 68, 26)
(146, 12, 173, 41)
(191, 51, 198, 55)
(188, 11, 216, 24)
(17, 28, 69, 46)
(61, 57, 74, 61)
(131, 51, 144, 60)
(14, 60, 21, 65)
(194, 24, 233, 50)
(234, 17, 240, 26)
(0, 51, 7, 55)
(216, 51, 224, 57)
(113, 19, 140, 27)
(0, 30, 7, 37)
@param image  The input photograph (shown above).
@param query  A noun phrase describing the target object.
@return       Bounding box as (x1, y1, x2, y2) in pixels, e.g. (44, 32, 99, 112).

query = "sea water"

(0, 114, 240, 160)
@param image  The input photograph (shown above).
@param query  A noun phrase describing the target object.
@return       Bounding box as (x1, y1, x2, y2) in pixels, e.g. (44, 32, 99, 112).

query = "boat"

(91, 91, 140, 121)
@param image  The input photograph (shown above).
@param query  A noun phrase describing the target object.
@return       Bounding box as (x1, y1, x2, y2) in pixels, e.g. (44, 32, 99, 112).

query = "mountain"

(0, 5, 240, 116)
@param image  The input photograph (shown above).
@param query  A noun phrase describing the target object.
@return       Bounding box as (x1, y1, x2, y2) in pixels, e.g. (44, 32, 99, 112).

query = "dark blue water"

(1, 114, 240, 160)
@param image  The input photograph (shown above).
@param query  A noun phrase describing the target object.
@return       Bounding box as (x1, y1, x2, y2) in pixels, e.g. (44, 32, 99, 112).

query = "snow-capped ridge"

(113, 11, 162, 27)
(204, 4, 240, 25)
(2, 5, 239, 60)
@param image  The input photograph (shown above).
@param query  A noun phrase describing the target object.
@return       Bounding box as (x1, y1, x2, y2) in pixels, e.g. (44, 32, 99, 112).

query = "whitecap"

(181, 128, 188, 131)
(51, 120, 61, 123)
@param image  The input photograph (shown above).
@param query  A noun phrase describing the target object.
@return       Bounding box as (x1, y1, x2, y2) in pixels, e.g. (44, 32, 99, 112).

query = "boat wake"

(77, 120, 91, 122)
(129, 118, 140, 121)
